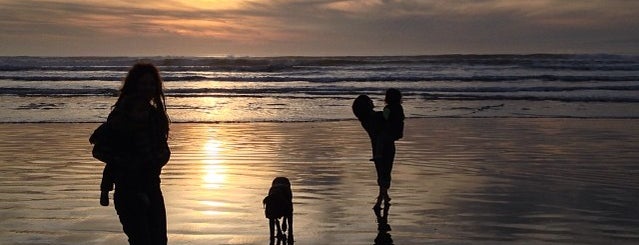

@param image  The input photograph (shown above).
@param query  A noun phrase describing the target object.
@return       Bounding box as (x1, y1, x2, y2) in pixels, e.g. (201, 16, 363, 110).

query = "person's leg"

(147, 188, 168, 245)
(373, 159, 385, 209)
(373, 137, 384, 160)
(370, 141, 377, 161)
(114, 191, 151, 245)
(380, 142, 396, 204)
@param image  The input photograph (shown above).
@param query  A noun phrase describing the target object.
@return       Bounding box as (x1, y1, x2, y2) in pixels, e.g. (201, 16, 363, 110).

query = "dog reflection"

(263, 177, 294, 244)
(374, 205, 393, 245)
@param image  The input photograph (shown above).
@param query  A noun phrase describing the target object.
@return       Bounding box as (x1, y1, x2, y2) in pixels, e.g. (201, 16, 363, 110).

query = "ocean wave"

(2, 74, 639, 83)
(2, 55, 639, 123)
(0, 88, 119, 96)
(3, 114, 639, 124)
(1, 54, 638, 73)
(2, 85, 638, 103)
(420, 93, 639, 103)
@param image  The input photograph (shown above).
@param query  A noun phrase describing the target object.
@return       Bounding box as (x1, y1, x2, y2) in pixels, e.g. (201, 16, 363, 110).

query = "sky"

(1, 0, 638, 56)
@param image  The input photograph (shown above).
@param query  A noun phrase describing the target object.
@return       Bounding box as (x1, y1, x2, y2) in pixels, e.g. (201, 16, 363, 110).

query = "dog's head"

(268, 177, 292, 200)
(264, 177, 293, 219)
(271, 177, 291, 188)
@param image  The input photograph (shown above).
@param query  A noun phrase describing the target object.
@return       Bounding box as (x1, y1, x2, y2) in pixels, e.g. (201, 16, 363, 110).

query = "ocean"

(1, 54, 638, 123)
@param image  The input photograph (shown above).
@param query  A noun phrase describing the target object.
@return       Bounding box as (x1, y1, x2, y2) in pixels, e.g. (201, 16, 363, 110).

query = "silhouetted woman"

(92, 63, 170, 244)
(353, 89, 404, 209)
(376, 88, 404, 207)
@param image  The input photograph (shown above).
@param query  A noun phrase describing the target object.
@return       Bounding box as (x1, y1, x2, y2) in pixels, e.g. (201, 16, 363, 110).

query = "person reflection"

(374, 205, 393, 245)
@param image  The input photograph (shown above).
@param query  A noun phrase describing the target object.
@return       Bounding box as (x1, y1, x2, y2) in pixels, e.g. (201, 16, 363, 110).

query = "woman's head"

(115, 62, 170, 135)
(385, 88, 402, 105)
(353, 94, 374, 120)
(120, 63, 164, 104)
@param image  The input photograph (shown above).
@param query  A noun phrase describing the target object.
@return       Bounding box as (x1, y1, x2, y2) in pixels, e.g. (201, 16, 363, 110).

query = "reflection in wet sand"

(202, 138, 225, 189)
(0, 119, 638, 244)
(374, 206, 393, 245)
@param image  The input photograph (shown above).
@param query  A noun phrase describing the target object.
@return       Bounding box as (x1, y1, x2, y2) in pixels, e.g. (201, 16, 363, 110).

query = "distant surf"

(1, 54, 638, 122)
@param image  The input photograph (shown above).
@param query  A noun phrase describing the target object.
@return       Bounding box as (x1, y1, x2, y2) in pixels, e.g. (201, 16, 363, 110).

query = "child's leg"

(100, 191, 109, 206)
(100, 166, 113, 206)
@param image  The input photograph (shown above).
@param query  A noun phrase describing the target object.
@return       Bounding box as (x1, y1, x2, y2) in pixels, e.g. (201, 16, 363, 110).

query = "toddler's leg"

(100, 191, 109, 206)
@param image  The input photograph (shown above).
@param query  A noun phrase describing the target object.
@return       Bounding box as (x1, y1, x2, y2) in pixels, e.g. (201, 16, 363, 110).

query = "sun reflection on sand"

(202, 137, 226, 189)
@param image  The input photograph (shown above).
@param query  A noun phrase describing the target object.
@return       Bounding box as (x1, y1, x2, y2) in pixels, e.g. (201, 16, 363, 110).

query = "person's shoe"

(100, 191, 109, 206)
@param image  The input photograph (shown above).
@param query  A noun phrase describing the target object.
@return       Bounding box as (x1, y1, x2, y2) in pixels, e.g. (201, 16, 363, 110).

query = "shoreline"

(2, 116, 639, 124)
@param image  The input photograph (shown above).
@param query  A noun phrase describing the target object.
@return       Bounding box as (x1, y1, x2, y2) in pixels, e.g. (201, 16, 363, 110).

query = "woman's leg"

(380, 142, 396, 203)
(373, 159, 385, 208)
(114, 191, 151, 245)
(147, 188, 168, 245)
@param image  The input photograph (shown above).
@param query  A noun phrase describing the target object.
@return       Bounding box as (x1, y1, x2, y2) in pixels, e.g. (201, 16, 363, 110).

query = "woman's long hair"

(114, 63, 170, 138)
(352, 94, 374, 121)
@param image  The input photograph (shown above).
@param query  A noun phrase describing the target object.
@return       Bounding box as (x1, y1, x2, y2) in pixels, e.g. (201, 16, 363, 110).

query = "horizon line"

(1, 52, 638, 58)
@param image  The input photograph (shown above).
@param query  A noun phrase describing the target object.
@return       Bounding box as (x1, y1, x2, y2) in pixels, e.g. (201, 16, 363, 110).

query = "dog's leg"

(275, 218, 284, 239)
(269, 218, 276, 244)
(287, 215, 294, 244)
(282, 216, 287, 232)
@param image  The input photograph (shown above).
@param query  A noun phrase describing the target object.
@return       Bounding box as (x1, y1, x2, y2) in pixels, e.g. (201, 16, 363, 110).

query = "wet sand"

(0, 118, 638, 244)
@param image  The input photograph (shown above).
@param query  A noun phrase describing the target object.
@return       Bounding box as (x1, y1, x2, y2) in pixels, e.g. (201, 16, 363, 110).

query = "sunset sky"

(1, 0, 638, 56)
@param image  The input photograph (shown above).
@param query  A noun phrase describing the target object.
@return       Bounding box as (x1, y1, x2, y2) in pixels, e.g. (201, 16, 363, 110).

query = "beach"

(1, 118, 638, 244)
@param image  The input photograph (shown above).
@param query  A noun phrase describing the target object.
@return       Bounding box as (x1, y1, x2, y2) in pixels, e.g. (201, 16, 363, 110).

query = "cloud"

(0, 0, 638, 55)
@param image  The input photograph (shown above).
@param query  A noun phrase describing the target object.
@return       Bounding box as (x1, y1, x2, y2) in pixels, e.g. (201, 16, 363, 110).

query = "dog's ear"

(284, 177, 291, 186)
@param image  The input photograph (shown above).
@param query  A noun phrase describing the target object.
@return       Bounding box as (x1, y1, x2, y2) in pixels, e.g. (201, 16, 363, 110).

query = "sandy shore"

(0, 118, 638, 244)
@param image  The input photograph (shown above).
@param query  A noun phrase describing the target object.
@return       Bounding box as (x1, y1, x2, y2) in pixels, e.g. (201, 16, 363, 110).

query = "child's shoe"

(100, 191, 109, 206)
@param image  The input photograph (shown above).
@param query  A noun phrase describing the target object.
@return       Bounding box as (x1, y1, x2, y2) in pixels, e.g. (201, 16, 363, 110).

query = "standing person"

(90, 63, 171, 245)
(352, 91, 404, 209)
(374, 88, 405, 208)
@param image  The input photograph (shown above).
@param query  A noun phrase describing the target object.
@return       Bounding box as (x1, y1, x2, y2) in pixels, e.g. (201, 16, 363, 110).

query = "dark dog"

(263, 177, 294, 244)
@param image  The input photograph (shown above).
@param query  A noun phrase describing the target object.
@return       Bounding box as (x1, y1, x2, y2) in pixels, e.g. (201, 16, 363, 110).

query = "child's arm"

(383, 107, 391, 120)
(386, 105, 405, 140)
